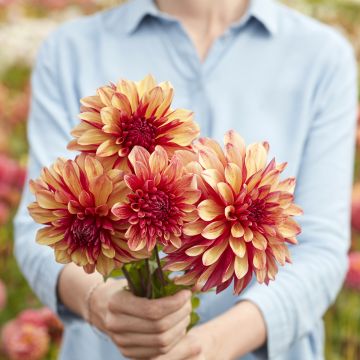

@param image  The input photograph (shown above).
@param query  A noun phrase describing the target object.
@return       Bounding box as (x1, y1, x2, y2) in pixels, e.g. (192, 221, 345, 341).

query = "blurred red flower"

(351, 183, 360, 232)
(1, 320, 49, 360)
(345, 252, 360, 290)
(18, 308, 63, 344)
(0, 155, 26, 225)
(0, 279, 6, 311)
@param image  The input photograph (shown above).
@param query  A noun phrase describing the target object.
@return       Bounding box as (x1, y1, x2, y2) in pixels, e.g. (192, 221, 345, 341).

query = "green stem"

(155, 245, 166, 286)
(145, 259, 152, 299)
(122, 265, 137, 295)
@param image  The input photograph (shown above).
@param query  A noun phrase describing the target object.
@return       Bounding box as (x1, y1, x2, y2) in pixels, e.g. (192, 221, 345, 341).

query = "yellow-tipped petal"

(234, 255, 248, 279)
(277, 218, 301, 238)
(145, 87, 164, 117)
(54, 250, 71, 264)
(201, 221, 226, 240)
(201, 169, 224, 191)
(252, 231, 268, 250)
(100, 106, 119, 125)
(244, 227, 253, 242)
(229, 235, 246, 257)
(78, 111, 103, 126)
(198, 199, 223, 221)
(245, 143, 268, 176)
(202, 240, 228, 266)
(128, 146, 151, 168)
(253, 249, 266, 269)
(89, 174, 113, 206)
(96, 255, 115, 276)
(284, 203, 303, 216)
(80, 95, 103, 110)
(149, 146, 168, 174)
(225, 162, 242, 194)
(217, 182, 234, 205)
(111, 92, 132, 115)
(97, 86, 114, 106)
(116, 79, 139, 111)
(224, 130, 246, 155)
(137, 74, 157, 98)
(84, 156, 104, 180)
(231, 222, 245, 238)
(183, 221, 207, 236)
(36, 227, 64, 245)
(185, 245, 207, 256)
(197, 137, 226, 165)
(222, 261, 235, 282)
(78, 129, 109, 146)
(198, 148, 224, 173)
(36, 190, 66, 210)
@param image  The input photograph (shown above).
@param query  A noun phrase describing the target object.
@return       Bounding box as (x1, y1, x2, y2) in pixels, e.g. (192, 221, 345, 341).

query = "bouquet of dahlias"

(28, 75, 302, 326)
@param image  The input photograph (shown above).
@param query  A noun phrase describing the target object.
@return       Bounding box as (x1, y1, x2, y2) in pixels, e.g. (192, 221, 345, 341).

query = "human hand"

(150, 323, 226, 360)
(90, 279, 192, 359)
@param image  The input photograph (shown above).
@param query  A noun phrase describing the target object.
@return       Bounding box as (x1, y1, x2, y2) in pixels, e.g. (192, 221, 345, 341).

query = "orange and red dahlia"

(67, 75, 200, 169)
(112, 145, 201, 252)
(165, 131, 302, 294)
(1, 320, 50, 360)
(28, 154, 147, 276)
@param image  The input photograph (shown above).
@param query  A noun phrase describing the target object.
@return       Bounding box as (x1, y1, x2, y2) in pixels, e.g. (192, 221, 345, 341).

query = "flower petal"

(225, 162, 243, 194)
(229, 235, 246, 257)
(234, 255, 248, 279)
(217, 182, 234, 205)
(198, 199, 223, 221)
(201, 221, 227, 240)
(202, 240, 228, 266)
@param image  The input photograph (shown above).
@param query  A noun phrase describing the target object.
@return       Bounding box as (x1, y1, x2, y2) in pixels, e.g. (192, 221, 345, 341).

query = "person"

(14, 0, 358, 359)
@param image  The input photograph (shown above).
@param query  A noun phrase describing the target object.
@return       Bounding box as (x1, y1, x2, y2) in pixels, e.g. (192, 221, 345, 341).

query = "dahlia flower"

(1, 320, 49, 360)
(112, 145, 201, 252)
(0, 155, 26, 225)
(18, 308, 63, 344)
(165, 131, 302, 294)
(351, 183, 360, 232)
(345, 252, 360, 290)
(68, 75, 200, 169)
(0, 279, 6, 311)
(28, 154, 147, 276)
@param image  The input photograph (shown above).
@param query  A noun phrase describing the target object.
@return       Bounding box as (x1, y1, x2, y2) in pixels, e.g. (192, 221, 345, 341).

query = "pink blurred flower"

(345, 252, 360, 290)
(0, 0, 14, 9)
(351, 183, 360, 232)
(18, 309, 47, 330)
(1, 320, 50, 360)
(356, 105, 360, 147)
(0, 155, 26, 225)
(0, 155, 26, 188)
(0, 280, 6, 311)
(18, 308, 63, 343)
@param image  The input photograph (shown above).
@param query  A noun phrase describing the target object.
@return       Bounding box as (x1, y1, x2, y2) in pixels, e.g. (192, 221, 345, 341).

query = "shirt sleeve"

(240, 39, 358, 358)
(13, 32, 81, 324)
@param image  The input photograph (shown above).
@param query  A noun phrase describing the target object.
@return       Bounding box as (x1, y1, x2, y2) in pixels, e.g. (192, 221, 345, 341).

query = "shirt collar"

(123, 0, 278, 36)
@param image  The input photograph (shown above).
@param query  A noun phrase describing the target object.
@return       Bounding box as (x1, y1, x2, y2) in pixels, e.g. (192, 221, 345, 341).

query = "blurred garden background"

(0, 0, 359, 359)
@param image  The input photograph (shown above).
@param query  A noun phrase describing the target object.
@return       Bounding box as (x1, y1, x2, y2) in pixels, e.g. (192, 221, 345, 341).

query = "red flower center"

(70, 217, 100, 247)
(120, 115, 157, 151)
(231, 193, 274, 231)
(128, 182, 182, 241)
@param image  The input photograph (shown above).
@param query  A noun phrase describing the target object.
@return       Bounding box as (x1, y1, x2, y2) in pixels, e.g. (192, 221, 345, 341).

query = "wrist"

(212, 300, 267, 359)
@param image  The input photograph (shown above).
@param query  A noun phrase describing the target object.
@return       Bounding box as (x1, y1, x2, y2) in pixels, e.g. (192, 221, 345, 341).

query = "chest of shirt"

(60, 25, 313, 179)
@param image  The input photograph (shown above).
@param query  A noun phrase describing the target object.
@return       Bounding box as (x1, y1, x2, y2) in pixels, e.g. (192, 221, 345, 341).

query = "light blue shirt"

(14, 0, 358, 359)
